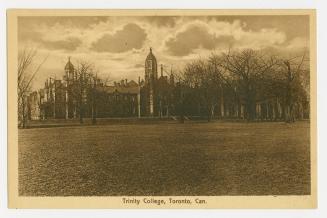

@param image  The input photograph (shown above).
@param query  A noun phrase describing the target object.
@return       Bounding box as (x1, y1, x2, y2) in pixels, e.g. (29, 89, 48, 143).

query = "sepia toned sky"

(18, 15, 310, 90)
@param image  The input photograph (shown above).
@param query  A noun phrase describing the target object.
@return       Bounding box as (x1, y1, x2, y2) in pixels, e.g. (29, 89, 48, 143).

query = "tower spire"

(161, 64, 163, 77)
(170, 65, 175, 85)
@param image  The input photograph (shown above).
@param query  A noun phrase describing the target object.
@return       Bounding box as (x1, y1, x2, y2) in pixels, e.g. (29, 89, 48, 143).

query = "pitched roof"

(97, 80, 140, 94)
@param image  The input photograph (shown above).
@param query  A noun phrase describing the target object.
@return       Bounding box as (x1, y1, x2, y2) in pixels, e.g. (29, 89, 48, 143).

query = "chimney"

(161, 64, 163, 77)
(125, 79, 128, 86)
(138, 76, 141, 85)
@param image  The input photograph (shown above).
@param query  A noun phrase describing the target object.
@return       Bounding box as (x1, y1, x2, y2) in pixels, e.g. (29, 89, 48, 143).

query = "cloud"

(18, 29, 82, 51)
(286, 37, 309, 49)
(142, 16, 177, 27)
(233, 28, 286, 50)
(134, 63, 144, 68)
(17, 16, 310, 91)
(91, 23, 147, 53)
(18, 21, 83, 52)
(42, 37, 82, 51)
(18, 29, 43, 43)
(165, 20, 288, 56)
(165, 24, 234, 56)
(18, 16, 108, 29)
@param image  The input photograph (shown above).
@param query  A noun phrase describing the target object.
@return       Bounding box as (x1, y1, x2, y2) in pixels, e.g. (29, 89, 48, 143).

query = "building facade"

(96, 79, 140, 118)
(27, 48, 309, 121)
(140, 48, 175, 117)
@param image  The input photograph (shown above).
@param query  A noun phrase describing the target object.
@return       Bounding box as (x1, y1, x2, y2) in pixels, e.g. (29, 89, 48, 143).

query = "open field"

(18, 121, 310, 196)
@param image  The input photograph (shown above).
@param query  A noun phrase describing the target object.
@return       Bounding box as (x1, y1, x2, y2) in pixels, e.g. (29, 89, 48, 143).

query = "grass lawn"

(18, 121, 311, 196)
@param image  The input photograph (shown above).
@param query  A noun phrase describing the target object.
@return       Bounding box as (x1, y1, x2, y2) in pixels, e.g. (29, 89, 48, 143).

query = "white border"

(1, 0, 326, 218)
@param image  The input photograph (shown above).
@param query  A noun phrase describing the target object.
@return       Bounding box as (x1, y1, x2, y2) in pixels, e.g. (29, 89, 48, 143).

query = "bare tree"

(75, 60, 98, 124)
(278, 53, 309, 122)
(18, 48, 48, 128)
(91, 72, 98, 125)
(169, 69, 187, 123)
(220, 49, 278, 121)
(183, 59, 224, 121)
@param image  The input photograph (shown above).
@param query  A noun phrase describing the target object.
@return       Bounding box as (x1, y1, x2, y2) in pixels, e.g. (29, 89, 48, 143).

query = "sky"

(17, 15, 310, 90)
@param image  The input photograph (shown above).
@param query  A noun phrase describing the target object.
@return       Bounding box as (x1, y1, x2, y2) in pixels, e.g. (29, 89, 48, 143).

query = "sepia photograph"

(7, 9, 316, 208)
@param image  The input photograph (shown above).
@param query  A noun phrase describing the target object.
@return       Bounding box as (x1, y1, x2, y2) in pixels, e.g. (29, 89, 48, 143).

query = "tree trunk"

(180, 99, 184, 123)
(178, 84, 184, 123)
(207, 105, 211, 122)
(244, 84, 254, 121)
(92, 86, 97, 125)
(284, 61, 295, 123)
(79, 93, 84, 124)
(22, 96, 26, 128)
(220, 86, 224, 119)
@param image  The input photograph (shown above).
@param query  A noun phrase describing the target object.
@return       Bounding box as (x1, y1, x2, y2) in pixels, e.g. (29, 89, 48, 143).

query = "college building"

(27, 48, 309, 121)
(27, 48, 177, 120)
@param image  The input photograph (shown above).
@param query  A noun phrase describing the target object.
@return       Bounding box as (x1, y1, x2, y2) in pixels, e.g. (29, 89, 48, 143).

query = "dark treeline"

(175, 49, 310, 122)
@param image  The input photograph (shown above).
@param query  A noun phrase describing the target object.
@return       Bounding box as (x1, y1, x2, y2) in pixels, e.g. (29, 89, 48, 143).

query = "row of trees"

(175, 49, 310, 122)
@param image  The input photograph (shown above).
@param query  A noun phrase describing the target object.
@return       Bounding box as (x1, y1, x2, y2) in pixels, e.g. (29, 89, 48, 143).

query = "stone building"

(96, 79, 140, 118)
(36, 77, 67, 120)
(27, 48, 309, 121)
(28, 57, 88, 120)
(142, 47, 158, 116)
(27, 91, 40, 120)
(28, 57, 144, 120)
(140, 48, 175, 117)
(63, 57, 80, 119)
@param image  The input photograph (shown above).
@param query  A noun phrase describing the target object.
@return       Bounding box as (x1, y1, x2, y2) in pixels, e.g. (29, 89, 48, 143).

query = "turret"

(64, 57, 75, 81)
(145, 47, 158, 84)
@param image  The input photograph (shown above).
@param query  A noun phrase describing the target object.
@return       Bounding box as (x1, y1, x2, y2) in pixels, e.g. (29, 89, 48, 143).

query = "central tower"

(144, 48, 158, 116)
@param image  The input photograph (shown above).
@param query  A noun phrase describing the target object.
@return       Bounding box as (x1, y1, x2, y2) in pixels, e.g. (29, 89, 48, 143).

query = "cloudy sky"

(18, 15, 310, 90)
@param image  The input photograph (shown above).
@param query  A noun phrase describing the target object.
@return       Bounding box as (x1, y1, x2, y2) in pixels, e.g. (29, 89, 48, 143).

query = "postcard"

(7, 9, 316, 208)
